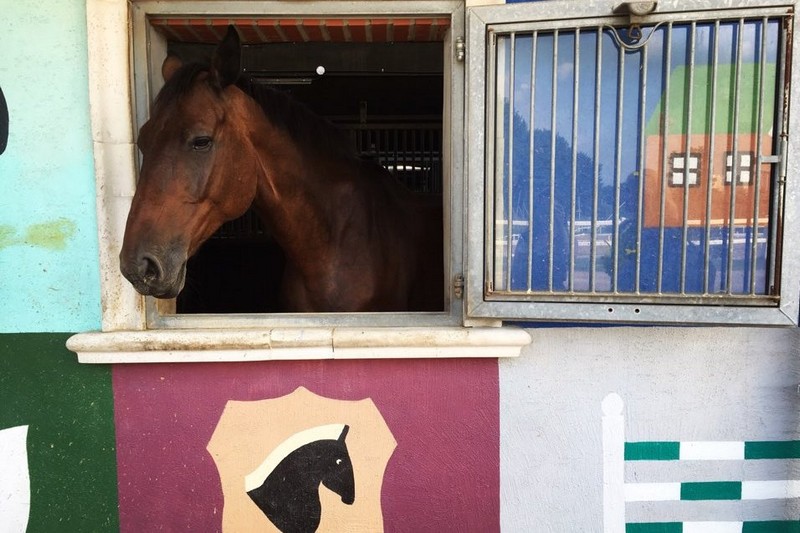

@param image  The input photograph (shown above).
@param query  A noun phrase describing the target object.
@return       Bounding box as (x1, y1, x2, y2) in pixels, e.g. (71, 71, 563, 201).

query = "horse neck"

(243, 100, 353, 269)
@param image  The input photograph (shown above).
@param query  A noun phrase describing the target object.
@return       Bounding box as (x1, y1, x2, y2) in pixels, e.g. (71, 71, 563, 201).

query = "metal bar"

(680, 22, 697, 294)
(490, 32, 504, 289)
(505, 32, 516, 290)
(657, 23, 673, 293)
(476, 4, 791, 34)
(635, 33, 648, 294)
(549, 30, 559, 292)
(768, 15, 789, 296)
(726, 19, 744, 294)
(750, 17, 768, 295)
(527, 30, 538, 292)
(703, 21, 720, 295)
(591, 28, 603, 292)
(569, 28, 581, 292)
(612, 36, 624, 293)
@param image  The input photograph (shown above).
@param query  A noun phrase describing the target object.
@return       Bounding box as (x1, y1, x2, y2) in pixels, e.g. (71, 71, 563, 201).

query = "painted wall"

(0, 0, 100, 332)
(500, 327, 800, 531)
(0, 1, 798, 532)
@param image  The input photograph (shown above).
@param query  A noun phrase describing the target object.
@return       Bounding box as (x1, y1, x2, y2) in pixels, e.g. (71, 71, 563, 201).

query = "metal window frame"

(128, 0, 467, 329)
(466, 0, 800, 325)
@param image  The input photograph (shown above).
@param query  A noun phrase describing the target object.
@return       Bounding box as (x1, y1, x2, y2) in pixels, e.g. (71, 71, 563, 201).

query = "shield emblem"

(207, 387, 396, 532)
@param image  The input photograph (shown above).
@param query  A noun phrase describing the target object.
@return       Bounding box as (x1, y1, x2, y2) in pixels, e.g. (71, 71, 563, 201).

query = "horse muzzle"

(119, 248, 187, 299)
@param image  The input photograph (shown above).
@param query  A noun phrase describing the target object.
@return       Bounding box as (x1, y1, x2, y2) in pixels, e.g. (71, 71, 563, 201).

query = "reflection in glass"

(491, 17, 782, 300)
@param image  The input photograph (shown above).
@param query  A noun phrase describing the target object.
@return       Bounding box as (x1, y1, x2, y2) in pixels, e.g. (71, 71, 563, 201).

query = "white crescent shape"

(244, 423, 347, 492)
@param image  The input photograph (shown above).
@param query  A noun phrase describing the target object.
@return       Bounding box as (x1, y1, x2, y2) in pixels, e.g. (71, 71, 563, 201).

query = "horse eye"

(335, 458, 342, 465)
(191, 136, 213, 151)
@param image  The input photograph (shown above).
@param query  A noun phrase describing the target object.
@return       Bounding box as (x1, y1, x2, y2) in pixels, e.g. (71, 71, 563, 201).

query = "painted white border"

(243, 423, 346, 491)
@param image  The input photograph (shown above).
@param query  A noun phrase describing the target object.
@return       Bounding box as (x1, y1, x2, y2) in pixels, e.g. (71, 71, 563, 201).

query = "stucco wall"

(501, 327, 800, 531)
(0, 1, 797, 531)
(0, 0, 100, 333)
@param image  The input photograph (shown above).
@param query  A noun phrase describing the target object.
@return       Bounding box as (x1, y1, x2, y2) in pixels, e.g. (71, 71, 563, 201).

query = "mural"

(113, 358, 500, 531)
(0, 84, 7, 155)
(602, 393, 800, 532)
(210, 388, 395, 532)
(245, 424, 355, 532)
(0, 334, 118, 531)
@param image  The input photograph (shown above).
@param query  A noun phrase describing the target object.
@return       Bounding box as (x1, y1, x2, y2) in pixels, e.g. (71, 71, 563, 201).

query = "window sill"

(66, 326, 531, 364)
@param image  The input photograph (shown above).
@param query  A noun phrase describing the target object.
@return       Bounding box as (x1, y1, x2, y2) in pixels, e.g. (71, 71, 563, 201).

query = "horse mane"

(239, 78, 358, 161)
(152, 62, 210, 111)
(154, 63, 357, 162)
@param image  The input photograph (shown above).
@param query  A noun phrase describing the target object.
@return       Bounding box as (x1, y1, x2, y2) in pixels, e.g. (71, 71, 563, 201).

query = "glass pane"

(491, 17, 782, 300)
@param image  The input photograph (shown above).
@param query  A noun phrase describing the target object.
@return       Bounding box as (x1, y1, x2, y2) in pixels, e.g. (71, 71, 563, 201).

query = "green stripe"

(745, 441, 800, 459)
(645, 63, 777, 136)
(625, 441, 680, 461)
(626, 523, 682, 533)
(743, 521, 800, 533)
(0, 334, 119, 532)
(681, 481, 742, 500)
(627, 522, 799, 533)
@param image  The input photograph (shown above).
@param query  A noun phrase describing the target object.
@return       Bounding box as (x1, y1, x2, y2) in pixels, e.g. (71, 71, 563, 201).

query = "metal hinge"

(455, 37, 465, 62)
(453, 274, 465, 299)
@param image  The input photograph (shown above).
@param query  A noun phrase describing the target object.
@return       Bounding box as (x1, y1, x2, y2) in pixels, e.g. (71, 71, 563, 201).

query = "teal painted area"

(625, 441, 680, 461)
(0, 1, 101, 332)
(743, 521, 800, 533)
(745, 440, 800, 459)
(0, 333, 118, 531)
(627, 523, 800, 533)
(680, 481, 742, 500)
(626, 523, 682, 533)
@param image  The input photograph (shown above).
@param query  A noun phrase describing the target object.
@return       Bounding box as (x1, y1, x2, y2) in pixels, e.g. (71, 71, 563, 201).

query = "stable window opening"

(127, 6, 465, 329)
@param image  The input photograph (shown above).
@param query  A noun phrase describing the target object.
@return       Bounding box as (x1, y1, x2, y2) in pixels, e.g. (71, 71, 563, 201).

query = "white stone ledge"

(66, 327, 531, 363)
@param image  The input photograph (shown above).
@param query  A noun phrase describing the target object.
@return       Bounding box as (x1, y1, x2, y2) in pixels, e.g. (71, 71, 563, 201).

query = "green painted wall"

(0, 0, 101, 332)
(0, 333, 117, 531)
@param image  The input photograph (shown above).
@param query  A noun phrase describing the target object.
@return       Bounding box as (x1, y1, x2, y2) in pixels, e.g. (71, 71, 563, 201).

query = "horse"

(246, 424, 355, 533)
(119, 26, 443, 312)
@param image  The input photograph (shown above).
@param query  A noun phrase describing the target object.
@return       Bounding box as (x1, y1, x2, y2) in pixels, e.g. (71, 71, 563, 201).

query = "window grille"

(469, 0, 800, 324)
(344, 123, 443, 194)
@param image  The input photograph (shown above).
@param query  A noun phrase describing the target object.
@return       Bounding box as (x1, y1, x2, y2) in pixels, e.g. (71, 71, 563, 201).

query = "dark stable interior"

(167, 41, 445, 313)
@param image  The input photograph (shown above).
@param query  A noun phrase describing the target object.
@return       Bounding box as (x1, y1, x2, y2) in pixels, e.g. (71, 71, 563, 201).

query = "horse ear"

(162, 55, 183, 83)
(211, 25, 242, 88)
(338, 425, 349, 442)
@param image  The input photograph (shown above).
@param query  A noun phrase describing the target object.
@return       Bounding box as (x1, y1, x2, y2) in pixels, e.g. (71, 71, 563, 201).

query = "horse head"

(246, 424, 356, 532)
(320, 425, 355, 505)
(119, 26, 257, 298)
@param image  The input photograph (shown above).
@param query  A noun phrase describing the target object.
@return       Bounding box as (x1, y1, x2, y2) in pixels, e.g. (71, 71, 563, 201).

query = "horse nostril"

(139, 254, 163, 284)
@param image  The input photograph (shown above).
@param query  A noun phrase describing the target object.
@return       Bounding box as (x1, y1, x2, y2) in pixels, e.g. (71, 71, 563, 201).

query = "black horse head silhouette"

(245, 424, 354, 533)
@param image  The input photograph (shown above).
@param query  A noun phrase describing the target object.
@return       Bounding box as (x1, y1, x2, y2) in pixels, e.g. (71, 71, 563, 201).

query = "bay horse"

(119, 26, 443, 312)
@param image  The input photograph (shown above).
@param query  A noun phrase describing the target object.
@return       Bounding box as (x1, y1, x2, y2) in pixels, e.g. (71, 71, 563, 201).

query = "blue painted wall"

(0, 1, 101, 332)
